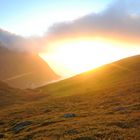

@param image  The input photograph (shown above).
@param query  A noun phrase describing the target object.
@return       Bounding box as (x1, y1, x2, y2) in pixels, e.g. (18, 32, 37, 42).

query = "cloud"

(0, 28, 44, 52)
(0, 29, 31, 52)
(45, 0, 140, 45)
(0, 0, 140, 53)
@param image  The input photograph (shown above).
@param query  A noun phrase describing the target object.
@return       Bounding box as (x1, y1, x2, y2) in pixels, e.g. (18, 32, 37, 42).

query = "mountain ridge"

(0, 44, 60, 89)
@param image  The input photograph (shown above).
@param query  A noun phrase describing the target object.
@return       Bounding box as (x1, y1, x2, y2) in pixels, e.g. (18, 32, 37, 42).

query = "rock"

(64, 129, 78, 135)
(11, 121, 32, 133)
(0, 133, 4, 138)
(63, 113, 76, 118)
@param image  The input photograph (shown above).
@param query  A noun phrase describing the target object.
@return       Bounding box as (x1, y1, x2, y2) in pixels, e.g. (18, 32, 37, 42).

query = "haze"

(0, 0, 140, 77)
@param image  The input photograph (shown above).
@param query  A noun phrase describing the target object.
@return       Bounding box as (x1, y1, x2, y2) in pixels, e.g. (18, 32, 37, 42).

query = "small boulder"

(0, 133, 4, 138)
(63, 113, 76, 118)
(64, 129, 78, 135)
(11, 121, 32, 133)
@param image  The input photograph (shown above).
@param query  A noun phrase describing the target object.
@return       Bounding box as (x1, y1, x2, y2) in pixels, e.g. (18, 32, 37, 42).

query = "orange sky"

(39, 36, 140, 77)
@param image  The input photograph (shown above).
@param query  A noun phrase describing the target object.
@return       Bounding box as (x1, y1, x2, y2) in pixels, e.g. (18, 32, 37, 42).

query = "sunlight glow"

(39, 39, 140, 77)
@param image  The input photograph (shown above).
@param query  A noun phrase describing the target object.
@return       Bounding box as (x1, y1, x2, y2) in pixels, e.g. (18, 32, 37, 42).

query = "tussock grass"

(0, 55, 140, 140)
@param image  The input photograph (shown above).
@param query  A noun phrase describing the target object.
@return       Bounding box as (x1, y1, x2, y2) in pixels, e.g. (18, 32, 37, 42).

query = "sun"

(39, 39, 140, 77)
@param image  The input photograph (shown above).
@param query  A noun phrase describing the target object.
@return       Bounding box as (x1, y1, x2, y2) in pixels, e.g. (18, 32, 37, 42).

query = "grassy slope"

(0, 81, 46, 109)
(40, 55, 140, 97)
(0, 55, 140, 140)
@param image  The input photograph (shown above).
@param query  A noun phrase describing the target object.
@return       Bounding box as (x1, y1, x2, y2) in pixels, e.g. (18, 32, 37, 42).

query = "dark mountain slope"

(0, 45, 59, 89)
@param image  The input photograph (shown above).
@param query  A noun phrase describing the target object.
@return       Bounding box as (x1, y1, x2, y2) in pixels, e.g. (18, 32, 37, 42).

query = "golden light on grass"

(39, 38, 140, 77)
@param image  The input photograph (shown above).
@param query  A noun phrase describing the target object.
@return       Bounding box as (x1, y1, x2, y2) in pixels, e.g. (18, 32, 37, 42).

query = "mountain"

(0, 55, 140, 140)
(0, 45, 59, 89)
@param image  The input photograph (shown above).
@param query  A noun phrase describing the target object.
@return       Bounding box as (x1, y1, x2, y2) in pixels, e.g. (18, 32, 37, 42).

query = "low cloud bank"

(0, 0, 140, 53)
(46, 0, 140, 44)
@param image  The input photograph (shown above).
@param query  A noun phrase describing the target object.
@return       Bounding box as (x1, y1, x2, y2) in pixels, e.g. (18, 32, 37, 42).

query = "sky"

(0, 0, 140, 77)
(0, 0, 113, 36)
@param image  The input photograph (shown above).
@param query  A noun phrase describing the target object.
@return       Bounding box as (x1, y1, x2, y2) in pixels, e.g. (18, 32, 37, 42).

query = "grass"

(0, 55, 140, 140)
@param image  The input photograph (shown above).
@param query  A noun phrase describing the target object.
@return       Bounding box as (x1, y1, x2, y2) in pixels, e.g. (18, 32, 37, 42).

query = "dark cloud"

(0, 29, 28, 51)
(0, 29, 44, 52)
